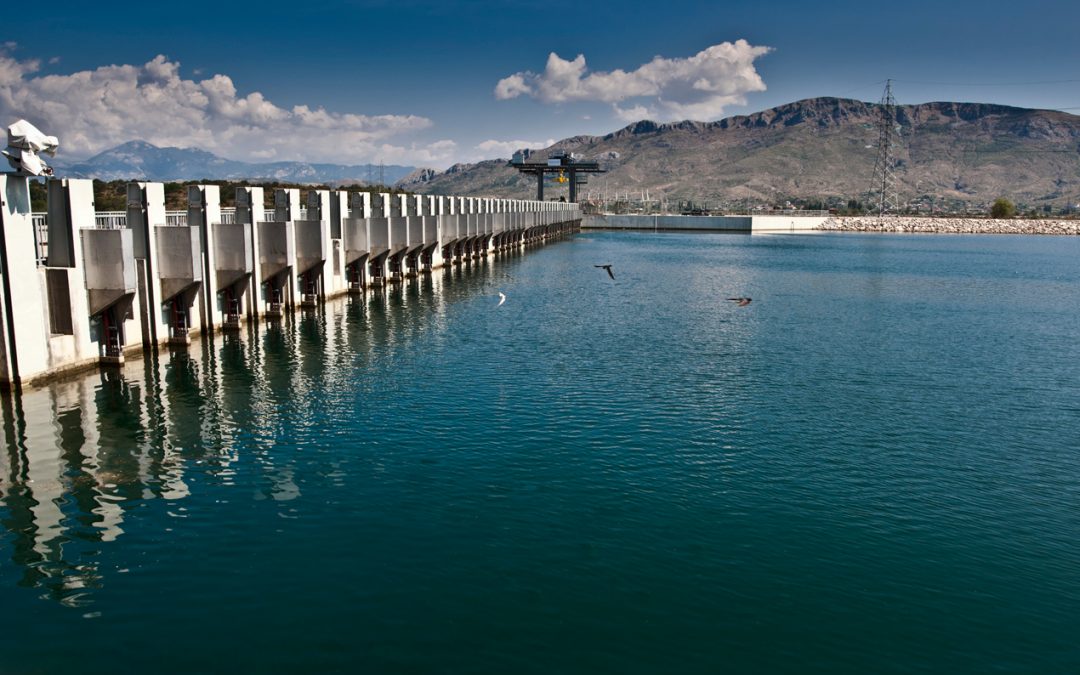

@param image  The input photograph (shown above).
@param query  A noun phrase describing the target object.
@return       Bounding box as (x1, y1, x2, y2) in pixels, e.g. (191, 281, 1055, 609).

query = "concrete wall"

(583, 214, 825, 232)
(343, 202, 370, 264)
(259, 221, 294, 279)
(388, 195, 407, 254)
(748, 215, 827, 231)
(213, 223, 253, 287)
(81, 228, 136, 314)
(293, 221, 325, 276)
(0, 174, 50, 385)
(154, 225, 201, 302)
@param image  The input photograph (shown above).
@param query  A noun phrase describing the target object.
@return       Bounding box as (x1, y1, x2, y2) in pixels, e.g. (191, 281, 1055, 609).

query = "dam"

(583, 213, 827, 232)
(0, 174, 580, 389)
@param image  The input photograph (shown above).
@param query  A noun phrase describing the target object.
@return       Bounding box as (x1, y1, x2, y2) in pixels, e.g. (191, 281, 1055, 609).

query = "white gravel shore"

(818, 216, 1080, 235)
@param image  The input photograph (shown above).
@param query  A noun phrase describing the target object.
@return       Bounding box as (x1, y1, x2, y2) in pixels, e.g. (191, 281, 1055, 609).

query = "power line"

(963, 148, 1078, 154)
(825, 78, 1080, 103)
(894, 78, 1080, 87)
(830, 80, 888, 99)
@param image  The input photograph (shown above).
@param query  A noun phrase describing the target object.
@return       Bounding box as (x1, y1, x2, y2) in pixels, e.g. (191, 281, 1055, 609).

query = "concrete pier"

(236, 187, 265, 324)
(258, 194, 296, 319)
(293, 189, 330, 307)
(0, 175, 581, 389)
(344, 192, 371, 291)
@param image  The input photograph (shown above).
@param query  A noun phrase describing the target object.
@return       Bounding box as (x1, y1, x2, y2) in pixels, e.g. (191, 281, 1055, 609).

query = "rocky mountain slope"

(53, 141, 415, 185)
(399, 97, 1080, 210)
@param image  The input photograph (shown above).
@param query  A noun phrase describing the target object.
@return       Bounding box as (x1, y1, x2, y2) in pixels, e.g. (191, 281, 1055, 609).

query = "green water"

(2, 232, 1079, 673)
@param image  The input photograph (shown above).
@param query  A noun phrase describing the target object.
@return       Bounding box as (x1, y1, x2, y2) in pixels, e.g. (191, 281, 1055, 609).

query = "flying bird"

(727, 297, 752, 307)
(595, 264, 615, 280)
(497, 292, 506, 307)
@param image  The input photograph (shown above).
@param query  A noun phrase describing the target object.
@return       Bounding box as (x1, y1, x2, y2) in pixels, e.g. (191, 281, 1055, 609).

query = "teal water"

(2, 231, 1080, 673)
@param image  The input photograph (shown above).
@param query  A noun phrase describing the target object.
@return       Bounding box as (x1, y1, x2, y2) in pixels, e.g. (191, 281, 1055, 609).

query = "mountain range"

(53, 141, 415, 185)
(400, 97, 1080, 210)
(50, 98, 1080, 210)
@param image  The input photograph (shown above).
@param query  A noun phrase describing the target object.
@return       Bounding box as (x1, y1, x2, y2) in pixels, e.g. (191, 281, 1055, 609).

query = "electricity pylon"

(869, 79, 901, 216)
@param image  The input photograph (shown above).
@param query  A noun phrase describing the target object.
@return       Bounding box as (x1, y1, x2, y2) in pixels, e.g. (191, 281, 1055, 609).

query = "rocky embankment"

(818, 216, 1080, 235)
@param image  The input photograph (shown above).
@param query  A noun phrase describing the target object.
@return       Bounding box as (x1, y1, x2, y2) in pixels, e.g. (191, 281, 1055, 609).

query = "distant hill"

(53, 141, 415, 185)
(398, 97, 1080, 211)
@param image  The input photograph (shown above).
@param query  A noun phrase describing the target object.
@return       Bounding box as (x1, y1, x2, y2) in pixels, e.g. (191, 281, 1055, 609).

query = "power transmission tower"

(868, 79, 901, 216)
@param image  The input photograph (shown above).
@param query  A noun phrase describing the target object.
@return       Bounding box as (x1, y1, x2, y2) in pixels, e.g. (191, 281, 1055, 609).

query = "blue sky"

(2, 0, 1078, 168)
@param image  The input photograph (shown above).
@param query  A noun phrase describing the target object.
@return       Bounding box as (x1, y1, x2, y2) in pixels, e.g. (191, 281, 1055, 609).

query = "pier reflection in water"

(0, 252, 511, 609)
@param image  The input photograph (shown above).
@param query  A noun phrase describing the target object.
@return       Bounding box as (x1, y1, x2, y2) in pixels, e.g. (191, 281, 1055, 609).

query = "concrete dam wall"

(0, 175, 580, 389)
(583, 214, 827, 232)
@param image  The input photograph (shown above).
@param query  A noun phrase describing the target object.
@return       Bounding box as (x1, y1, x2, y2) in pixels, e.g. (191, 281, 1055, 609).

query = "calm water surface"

(2, 231, 1079, 673)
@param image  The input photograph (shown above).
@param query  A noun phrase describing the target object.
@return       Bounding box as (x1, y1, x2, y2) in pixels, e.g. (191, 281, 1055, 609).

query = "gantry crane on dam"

(510, 150, 605, 203)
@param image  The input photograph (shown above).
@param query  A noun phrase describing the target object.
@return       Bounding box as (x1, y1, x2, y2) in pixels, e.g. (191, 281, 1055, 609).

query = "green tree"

(990, 197, 1016, 219)
(92, 180, 127, 210)
(29, 179, 47, 211)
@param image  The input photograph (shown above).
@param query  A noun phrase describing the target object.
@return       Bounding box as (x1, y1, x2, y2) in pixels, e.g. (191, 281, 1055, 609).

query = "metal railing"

(250, 208, 315, 222)
(27, 202, 574, 268)
(165, 211, 187, 227)
(94, 212, 127, 229)
(32, 213, 48, 264)
(730, 209, 830, 217)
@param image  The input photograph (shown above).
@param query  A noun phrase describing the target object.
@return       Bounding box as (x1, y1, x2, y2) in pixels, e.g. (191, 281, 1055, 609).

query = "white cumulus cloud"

(379, 139, 458, 165)
(494, 40, 772, 122)
(493, 74, 531, 101)
(0, 47, 444, 164)
(474, 138, 556, 160)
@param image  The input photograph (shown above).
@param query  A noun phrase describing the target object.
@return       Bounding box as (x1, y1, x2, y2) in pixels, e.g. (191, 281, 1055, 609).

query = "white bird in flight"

(497, 292, 506, 307)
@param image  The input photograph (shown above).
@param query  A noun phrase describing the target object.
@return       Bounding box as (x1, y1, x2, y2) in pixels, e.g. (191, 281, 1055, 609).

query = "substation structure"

(0, 175, 581, 389)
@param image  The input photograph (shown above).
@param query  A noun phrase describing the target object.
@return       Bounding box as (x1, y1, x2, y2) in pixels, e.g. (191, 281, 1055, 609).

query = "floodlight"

(3, 119, 59, 176)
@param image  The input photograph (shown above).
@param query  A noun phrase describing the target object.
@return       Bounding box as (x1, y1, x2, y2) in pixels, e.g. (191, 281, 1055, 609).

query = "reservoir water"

(2, 231, 1079, 673)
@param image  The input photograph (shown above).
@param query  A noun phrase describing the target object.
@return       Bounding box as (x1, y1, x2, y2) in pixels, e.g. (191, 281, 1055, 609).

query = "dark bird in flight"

(727, 297, 752, 306)
(595, 264, 615, 280)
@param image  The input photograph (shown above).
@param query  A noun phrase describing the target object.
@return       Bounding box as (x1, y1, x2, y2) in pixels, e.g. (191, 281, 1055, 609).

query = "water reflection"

(0, 253, 519, 608)
(2, 370, 134, 606)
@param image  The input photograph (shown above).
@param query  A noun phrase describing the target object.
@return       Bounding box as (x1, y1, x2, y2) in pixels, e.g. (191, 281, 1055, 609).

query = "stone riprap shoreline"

(818, 216, 1080, 235)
